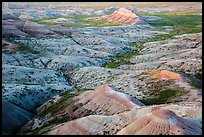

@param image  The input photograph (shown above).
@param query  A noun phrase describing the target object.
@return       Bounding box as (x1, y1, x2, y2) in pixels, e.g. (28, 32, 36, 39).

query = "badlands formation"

(87, 7, 143, 25)
(2, 2, 202, 135)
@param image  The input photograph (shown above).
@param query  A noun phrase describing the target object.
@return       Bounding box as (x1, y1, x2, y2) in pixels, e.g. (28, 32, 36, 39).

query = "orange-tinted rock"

(150, 69, 182, 81)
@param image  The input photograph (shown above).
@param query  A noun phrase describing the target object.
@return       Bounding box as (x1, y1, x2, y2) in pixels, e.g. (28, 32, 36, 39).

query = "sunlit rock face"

(86, 7, 143, 25)
(101, 7, 143, 25)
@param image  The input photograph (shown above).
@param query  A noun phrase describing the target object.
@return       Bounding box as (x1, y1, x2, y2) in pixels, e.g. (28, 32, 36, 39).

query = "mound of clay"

(87, 7, 142, 25)
(19, 84, 144, 133)
(101, 7, 142, 25)
(45, 106, 201, 135)
(74, 84, 144, 115)
(117, 107, 201, 135)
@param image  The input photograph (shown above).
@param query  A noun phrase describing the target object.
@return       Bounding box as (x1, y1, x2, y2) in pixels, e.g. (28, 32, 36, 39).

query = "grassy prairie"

(148, 14, 202, 35)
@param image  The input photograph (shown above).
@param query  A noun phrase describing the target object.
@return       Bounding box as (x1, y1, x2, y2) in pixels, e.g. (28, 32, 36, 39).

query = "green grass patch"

(139, 87, 187, 105)
(148, 15, 202, 34)
(7, 38, 41, 54)
(131, 14, 202, 46)
(35, 19, 120, 28)
(158, 9, 202, 15)
(129, 42, 145, 50)
(103, 38, 158, 68)
(103, 50, 140, 68)
(31, 124, 53, 135)
(174, 70, 202, 89)
(35, 14, 99, 22)
(16, 44, 40, 54)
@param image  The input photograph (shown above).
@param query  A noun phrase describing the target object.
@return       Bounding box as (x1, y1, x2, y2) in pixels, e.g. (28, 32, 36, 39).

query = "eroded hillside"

(2, 2, 202, 135)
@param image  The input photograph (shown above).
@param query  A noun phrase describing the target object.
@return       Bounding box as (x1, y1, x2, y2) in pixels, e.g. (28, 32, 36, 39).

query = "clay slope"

(73, 84, 144, 114)
(19, 84, 144, 134)
(117, 107, 201, 135)
(45, 106, 201, 135)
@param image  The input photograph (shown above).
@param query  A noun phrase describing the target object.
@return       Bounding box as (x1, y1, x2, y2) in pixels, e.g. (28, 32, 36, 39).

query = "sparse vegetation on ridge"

(103, 50, 140, 68)
(36, 90, 80, 117)
(28, 89, 94, 135)
(31, 124, 53, 135)
(139, 87, 188, 105)
(16, 44, 40, 54)
(33, 14, 120, 28)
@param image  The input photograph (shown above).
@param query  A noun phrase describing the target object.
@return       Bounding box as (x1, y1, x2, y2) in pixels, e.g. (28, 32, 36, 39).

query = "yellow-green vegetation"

(148, 14, 202, 35)
(34, 14, 120, 28)
(35, 14, 99, 21)
(103, 50, 140, 68)
(16, 44, 40, 54)
(160, 9, 202, 15)
(36, 90, 81, 117)
(139, 87, 188, 105)
(137, 11, 202, 42)
(103, 38, 155, 68)
(31, 124, 53, 135)
(136, 7, 202, 15)
(138, 78, 189, 105)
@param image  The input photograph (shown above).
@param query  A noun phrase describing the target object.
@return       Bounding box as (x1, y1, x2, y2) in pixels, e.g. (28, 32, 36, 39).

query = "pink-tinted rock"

(100, 7, 142, 25)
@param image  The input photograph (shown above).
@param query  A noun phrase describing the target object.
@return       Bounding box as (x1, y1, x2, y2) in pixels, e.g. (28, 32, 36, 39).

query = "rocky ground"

(2, 2, 202, 135)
